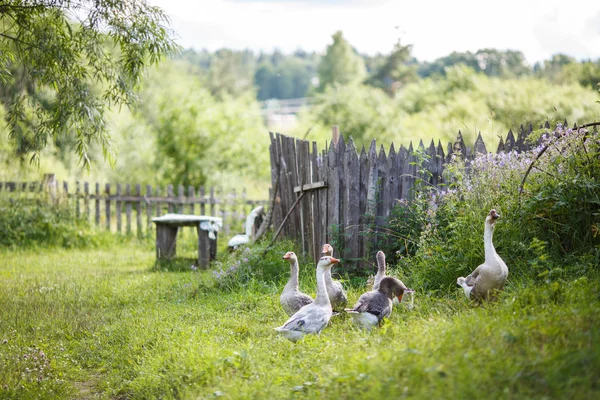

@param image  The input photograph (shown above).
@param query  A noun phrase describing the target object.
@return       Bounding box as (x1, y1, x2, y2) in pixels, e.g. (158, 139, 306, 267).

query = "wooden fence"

(268, 121, 569, 270)
(0, 175, 267, 239)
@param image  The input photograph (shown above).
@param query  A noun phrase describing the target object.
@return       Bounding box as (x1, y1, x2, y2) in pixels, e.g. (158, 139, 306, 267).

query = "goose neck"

(484, 223, 497, 262)
(314, 266, 331, 306)
(285, 260, 300, 289)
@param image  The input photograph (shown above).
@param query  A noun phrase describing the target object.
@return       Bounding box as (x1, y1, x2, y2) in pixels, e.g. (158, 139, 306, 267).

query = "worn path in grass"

(1, 244, 599, 399)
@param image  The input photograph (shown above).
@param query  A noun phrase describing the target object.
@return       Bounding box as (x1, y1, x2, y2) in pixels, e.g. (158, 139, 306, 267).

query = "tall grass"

(0, 242, 599, 399)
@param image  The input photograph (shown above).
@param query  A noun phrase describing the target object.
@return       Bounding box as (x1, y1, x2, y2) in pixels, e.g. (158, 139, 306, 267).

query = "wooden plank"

(200, 186, 206, 215)
(116, 183, 122, 234)
(297, 138, 308, 255)
(436, 141, 445, 187)
(397, 145, 407, 199)
(75, 181, 80, 218)
(105, 183, 111, 231)
(136, 184, 142, 238)
(126, 184, 132, 235)
(343, 137, 360, 270)
(210, 187, 216, 217)
(84, 182, 90, 223)
(317, 143, 328, 260)
(376, 145, 388, 250)
(167, 185, 174, 213)
(95, 183, 100, 226)
(327, 137, 339, 245)
(401, 142, 415, 199)
(272, 133, 283, 230)
(156, 186, 162, 218)
(177, 185, 185, 214)
(146, 184, 153, 234)
(188, 185, 195, 214)
(358, 145, 369, 268)
(293, 181, 327, 193)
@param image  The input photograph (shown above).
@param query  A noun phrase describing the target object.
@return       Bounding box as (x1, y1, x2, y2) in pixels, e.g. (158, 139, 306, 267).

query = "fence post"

(105, 183, 111, 231)
(43, 173, 56, 204)
(116, 184, 122, 234)
(126, 184, 132, 235)
(136, 184, 142, 238)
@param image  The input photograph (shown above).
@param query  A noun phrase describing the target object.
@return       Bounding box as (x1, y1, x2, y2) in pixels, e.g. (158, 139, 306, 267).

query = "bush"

(0, 194, 111, 249)
(386, 124, 600, 293)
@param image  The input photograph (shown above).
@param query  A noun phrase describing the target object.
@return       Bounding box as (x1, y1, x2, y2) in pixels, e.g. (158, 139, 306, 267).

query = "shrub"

(0, 194, 111, 249)
(387, 124, 600, 293)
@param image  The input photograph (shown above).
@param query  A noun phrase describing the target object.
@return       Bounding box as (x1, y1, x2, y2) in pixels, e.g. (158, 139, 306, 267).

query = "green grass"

(1, 242, 599, 399)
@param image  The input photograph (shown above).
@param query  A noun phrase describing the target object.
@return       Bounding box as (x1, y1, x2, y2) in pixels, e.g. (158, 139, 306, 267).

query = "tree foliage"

(0, 0, 177, 168)
(317, 31, 366, 91)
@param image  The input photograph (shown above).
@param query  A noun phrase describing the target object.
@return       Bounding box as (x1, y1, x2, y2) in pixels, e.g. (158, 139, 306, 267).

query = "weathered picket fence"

(0, 175, 267, 238)
(268, 122, 563, 270)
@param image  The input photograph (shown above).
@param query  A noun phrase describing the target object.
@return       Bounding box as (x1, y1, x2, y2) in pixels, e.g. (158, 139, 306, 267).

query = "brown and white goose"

(320, 244, 348, 310)
(370, 250, 415, 309)
(274, 256, 340, 342)
(345, 276, 411, 330)
(457, 209, 508, 301)
(280, 252, 313, 316)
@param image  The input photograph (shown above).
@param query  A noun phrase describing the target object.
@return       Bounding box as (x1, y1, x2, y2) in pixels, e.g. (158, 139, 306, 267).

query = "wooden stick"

(263, 191, 306, 254)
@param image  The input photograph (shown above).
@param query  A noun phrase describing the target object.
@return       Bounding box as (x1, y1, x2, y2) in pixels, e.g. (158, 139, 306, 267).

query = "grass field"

(1, 241, 599, 399)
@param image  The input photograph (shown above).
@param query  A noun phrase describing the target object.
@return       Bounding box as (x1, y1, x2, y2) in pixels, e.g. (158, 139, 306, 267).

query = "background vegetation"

(2, 27, 599, 192)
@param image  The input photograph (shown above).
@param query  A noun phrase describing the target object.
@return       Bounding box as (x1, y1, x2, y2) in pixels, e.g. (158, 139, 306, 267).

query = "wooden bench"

(152, 213, 223, 269)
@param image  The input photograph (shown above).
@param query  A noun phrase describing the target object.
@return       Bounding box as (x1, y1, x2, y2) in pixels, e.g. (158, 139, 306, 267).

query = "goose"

(345, 276, 412, 330)
(280, 252, 314, 316)
(274, 256, 340, 342)
(371, 250, 387, 290)
(320, 244, 348, 310)
(370, 250, 415, 309)
(227, 206, 265, 250)
(457, 209, 508, 301)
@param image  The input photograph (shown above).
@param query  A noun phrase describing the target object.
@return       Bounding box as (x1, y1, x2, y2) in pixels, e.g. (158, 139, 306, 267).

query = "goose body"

(321, 244, 348, 310)
(275, 256, 340, 342)
(457, 209, 509, 301)
(227, 206, 264, 250)
(280, 252, 313, 316)
(345, 277, 411, 330)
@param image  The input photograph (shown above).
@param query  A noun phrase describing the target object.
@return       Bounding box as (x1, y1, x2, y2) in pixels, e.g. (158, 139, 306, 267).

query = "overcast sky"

(149, 0, 600, 65)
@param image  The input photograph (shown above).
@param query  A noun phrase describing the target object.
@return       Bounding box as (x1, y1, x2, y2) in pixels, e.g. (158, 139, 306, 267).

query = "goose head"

(283, 251, 298, 262)
(378, 276, 411, 303)
(316, 255, 339, 270)
(321, 243, 334, 257)
(486, 209, 500, 226)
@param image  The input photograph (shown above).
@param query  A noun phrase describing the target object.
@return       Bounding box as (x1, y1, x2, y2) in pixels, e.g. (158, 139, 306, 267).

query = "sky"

(149, 0, 600, 65)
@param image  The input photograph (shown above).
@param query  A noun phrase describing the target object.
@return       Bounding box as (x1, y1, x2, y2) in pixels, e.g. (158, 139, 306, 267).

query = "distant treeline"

(175, 45, 600, 101)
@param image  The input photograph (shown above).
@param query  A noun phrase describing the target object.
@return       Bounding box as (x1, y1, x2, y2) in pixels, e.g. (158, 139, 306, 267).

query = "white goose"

(320, 244, 348, 310)
(457, 209, 508, 301)
(280, 252, 314, 316)
(345, 276, 411, 330)
(227, 206, 264, 250)
(274, 256, 340, 342)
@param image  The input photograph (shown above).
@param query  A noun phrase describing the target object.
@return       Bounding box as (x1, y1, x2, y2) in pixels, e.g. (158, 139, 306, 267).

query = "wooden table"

(152, 213, 223, 269)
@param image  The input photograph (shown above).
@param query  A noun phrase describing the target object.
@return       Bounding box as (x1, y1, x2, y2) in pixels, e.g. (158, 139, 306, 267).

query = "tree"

(365, 39, 418, 94)
(0, 0, 177, 168)
(205, 49, 256, 100)
(317, 31, 366, 91)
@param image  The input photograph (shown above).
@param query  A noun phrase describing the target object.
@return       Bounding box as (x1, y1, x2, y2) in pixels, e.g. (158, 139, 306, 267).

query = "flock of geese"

(274, 209, 509, 342)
